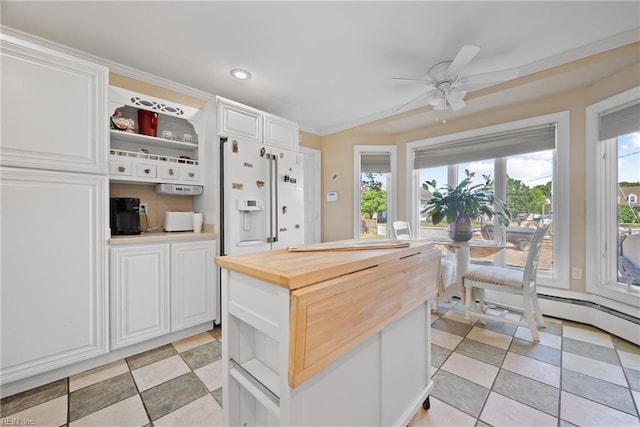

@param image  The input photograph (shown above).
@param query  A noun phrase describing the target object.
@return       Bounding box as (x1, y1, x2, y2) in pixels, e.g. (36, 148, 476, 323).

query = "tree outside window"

(360, 173, 388, 237)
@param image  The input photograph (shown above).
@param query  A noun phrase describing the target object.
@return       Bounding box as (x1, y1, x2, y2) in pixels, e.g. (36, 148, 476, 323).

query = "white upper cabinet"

(216, 96, 299, 150)
(0, 34, 108, 174)
(264, 113, 299, 150)
(217, 97, 262, 143)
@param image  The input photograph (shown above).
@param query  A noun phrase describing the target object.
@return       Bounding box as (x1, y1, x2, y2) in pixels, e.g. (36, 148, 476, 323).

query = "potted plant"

(421, 170, 510, 242)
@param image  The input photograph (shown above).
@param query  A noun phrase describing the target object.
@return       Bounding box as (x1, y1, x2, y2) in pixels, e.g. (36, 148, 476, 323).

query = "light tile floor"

(1, 302, 639, 426)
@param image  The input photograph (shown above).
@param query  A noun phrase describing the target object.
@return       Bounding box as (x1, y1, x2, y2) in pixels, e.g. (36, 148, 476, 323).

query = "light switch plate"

(571, 267, 582, 280)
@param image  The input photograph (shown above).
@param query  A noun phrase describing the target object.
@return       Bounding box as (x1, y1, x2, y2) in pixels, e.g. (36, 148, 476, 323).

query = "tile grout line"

(615, 342, 640, 418)
(66, 377, 70, 426)
(557, 322, 564, 425)
(124, 355, 153, 427)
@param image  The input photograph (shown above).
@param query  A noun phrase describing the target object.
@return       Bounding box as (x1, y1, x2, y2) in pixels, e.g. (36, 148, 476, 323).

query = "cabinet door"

(380, 303, 428, 426)
(264, 114, 299, 150)
(171, 241, 216, 331)
(110, 244, 170, 350)
(217, 98, 262, 142)
(0, 168, 108, 384)
(0, 34, 108, 173)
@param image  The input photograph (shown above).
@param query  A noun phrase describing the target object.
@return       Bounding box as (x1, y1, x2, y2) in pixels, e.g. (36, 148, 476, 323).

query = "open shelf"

(229, 365, 280, 421)
(109, 149, 199, 166)
(237, 357, 280, 398)
(110, 130, 198, 152)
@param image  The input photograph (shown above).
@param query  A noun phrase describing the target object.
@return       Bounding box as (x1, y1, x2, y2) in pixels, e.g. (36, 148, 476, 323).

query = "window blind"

(599, 99, 640, 140)
(361, 153, 391, 173)
(413, 123, 556, 169)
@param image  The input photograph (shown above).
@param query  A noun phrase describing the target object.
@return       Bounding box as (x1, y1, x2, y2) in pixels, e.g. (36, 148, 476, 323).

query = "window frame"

(586, 86, 640, 307)
(406, 112, 570, 289)
(353, 145, 397, 239)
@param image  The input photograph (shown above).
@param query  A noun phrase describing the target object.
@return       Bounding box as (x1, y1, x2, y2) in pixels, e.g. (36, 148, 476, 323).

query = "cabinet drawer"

(110, 160, 132, 176)
(136, 163, 157, 179)
(161, 165, 180, 180)
(182, 167, 199, 182)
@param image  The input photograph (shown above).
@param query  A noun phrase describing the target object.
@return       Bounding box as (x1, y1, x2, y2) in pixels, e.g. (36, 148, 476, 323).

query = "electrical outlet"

(139, 203, 148, 214)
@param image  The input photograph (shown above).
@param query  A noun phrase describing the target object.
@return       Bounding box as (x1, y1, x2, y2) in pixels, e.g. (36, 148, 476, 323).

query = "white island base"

(218, 241, 438, 426)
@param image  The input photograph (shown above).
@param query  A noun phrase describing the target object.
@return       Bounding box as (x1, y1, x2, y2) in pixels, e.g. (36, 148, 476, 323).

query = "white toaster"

(164, 211, 194, 232)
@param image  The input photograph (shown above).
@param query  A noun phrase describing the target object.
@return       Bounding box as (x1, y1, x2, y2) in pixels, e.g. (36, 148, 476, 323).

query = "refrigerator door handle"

(267, 153, 278, 243)
(272, 154, 279, 243)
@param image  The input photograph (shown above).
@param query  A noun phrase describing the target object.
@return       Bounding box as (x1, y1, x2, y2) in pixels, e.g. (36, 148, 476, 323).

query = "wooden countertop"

(215, 239, 434, 290)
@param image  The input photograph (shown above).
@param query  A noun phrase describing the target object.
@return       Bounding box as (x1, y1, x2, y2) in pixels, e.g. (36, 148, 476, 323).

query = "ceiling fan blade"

(461, 68, 520, 85)
(395, 90, 433, 112)
(447, 95, 466, 111)
(448, 45, 480, 76)
(392, 77, 432, 83)
(391, 78, 436, 90)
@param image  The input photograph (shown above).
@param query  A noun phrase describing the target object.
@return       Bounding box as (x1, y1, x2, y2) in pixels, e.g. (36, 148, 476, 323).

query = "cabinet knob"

(118, 166, 125, 173)
(188, 172, 195, 178)
(169, 169, 174, 175)
(144, 168, 151, 174)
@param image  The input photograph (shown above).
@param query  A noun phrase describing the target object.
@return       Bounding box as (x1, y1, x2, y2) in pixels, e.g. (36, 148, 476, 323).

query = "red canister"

(137, 110, 158, 137)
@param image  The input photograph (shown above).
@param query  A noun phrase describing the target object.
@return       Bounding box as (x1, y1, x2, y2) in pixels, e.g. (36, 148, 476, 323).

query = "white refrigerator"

(220, 137, 304, 255)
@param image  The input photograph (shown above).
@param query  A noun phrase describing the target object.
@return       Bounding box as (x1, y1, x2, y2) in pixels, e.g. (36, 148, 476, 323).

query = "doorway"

(300, 146, 322, 244)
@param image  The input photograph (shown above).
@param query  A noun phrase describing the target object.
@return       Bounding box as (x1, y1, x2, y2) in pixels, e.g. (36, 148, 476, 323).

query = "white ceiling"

(2, 1, 639, 135)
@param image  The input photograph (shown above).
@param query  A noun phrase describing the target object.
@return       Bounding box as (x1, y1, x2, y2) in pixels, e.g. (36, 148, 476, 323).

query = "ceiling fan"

(394, 45, 520, 112)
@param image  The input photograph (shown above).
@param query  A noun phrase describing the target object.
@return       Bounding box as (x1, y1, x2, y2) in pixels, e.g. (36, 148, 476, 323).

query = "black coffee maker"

(110, 198, 141, 235)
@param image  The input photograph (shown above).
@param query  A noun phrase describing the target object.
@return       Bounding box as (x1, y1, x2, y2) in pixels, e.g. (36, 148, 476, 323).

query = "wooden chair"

(462, 224, 550, 341)
(392, 221, 412, 240)
(392, 221, 457, 308)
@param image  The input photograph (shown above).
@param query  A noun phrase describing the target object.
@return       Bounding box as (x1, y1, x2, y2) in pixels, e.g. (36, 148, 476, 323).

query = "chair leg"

(464, 283, 473, 322)
(530, 291, 546, 328)
(523, 294, 540, 342)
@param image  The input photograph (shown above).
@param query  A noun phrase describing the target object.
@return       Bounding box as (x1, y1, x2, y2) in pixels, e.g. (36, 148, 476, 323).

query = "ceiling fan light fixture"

(230, 68, 252, 80)
(425, 90, 442, 106)
(433, 92, 447, 111)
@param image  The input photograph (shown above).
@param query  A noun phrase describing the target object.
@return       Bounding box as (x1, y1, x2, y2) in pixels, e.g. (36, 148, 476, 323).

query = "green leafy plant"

(421, 169, 510, 226)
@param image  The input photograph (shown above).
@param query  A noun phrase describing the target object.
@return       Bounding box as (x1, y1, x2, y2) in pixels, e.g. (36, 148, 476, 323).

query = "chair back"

(392, 221, 413, 240)
(522, 224, 550, 289)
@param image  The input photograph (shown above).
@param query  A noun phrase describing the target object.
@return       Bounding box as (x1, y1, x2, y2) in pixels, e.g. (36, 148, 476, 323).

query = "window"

(586, 87, 640, 307)
(407, 112, 569, 288)
(353, 146, 397, 239)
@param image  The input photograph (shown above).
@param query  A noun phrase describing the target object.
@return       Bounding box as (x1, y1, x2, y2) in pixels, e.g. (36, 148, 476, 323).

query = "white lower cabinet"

(0, 168, 108, 385)
(110, 240, 215, 350)
(171, 241, 216, 331)
(110, 244, 171, 349)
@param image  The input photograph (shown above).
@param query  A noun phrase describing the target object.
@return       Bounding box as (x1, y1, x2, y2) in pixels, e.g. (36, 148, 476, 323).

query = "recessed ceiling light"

(230, 68, 251, 80)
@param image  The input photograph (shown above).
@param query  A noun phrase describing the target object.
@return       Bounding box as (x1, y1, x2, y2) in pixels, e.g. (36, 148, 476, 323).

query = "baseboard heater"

(453, 293, 640, 326)
(538, 293, 640, 325)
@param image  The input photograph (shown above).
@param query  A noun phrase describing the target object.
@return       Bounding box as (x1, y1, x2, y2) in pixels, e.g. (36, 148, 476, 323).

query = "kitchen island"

(215, 240, 441, 426)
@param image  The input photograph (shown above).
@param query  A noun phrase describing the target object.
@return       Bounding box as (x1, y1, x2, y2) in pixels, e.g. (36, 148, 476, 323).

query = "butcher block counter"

(216, 240, 441, 426)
